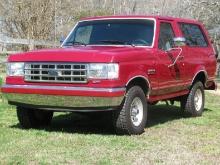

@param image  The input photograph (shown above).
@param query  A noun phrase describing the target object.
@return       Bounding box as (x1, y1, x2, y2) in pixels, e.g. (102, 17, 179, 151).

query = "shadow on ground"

(10, 104, 212, 135)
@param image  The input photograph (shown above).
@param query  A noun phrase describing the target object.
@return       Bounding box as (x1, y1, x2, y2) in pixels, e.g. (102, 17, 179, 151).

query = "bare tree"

(0, 0, 219, 46)
(0, 0, 55, 41)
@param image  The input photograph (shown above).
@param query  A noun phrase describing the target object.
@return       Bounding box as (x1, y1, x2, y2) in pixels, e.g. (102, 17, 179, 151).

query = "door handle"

(167, 47, 183, 68)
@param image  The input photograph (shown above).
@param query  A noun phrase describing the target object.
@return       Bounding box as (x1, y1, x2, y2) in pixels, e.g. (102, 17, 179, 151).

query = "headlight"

(88, 63, 119, 79)
(6, 62, 24, 76)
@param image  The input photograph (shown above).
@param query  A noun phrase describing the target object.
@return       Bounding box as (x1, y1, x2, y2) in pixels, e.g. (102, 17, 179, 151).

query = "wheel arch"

(126, 75, 151, 97)
(191, 70, 208, 87)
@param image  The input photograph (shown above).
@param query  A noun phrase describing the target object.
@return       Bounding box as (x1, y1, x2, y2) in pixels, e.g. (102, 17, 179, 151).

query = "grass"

(0, 92, 220, 164)
(0, 55, 219, 164)
(0, 54, 6, 84)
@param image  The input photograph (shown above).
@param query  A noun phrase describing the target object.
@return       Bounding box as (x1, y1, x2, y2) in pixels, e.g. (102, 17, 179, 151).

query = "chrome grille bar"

(24, 63, 88, 83)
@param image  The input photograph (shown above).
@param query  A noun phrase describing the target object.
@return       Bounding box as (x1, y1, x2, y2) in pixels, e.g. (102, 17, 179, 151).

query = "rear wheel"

(180, 81, 205, 117)
(17, 107, 53, 129)
(112, 86, 147, 135)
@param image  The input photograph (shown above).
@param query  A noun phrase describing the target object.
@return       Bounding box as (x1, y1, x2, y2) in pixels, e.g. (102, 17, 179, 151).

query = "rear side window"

(179, 23, 208, 47)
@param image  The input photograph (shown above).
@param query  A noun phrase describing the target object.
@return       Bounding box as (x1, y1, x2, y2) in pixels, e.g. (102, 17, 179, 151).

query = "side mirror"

(173, 37, 186, 47)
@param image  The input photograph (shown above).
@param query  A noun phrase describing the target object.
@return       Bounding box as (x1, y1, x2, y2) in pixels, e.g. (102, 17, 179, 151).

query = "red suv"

(1, 16, 217, 135)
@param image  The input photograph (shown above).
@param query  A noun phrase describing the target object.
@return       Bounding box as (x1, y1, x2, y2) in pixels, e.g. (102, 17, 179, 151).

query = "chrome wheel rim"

(194, 88, 203, 111)
(130, 97, 143, 127)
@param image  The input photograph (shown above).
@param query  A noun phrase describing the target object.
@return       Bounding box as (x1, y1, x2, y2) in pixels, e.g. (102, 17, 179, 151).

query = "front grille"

(24, 63, 87, 83)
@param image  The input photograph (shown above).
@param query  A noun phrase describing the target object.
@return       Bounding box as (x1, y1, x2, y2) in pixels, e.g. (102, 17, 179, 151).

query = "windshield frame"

(62, 18, 156, 48)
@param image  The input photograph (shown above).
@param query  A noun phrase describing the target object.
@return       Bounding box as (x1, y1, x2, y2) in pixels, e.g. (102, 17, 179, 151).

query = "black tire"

(17, 107, 53, 129)
(180, 81, 205, 117)
(112, 86, 148, 135)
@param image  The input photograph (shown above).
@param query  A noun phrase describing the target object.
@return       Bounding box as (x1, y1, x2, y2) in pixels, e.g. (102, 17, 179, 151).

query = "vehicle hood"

(8, 46, 154, 63)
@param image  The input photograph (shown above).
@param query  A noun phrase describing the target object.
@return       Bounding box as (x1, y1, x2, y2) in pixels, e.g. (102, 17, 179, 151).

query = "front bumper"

(1, 84, 125, 111)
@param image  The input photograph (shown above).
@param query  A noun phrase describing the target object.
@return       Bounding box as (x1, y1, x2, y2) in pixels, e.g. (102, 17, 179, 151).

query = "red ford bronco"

(1, 16, 218, 135)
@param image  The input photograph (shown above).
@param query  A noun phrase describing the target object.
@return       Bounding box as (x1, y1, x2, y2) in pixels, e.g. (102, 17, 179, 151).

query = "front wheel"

(181, 81, 205, 117)
(112, 86, 148, 135)
(17, 107, 54, 129)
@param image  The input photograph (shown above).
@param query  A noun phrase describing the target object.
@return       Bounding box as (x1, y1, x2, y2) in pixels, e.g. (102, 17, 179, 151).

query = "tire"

(17, 107, 53, 129)
(112, 86, 148, 135)
(180, 81, 205, 117)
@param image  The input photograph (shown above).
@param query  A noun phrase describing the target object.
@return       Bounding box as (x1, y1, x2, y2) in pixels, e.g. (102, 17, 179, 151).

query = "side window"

(158, 22, 175, 50)
(179, 23, 208, 47)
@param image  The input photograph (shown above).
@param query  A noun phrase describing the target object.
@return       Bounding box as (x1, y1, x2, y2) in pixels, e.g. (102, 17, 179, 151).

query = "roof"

(80, 15, 199, 24)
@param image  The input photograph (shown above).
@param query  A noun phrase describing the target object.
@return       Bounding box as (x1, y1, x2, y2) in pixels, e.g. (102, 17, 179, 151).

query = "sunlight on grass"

(0, 92, 219, 164)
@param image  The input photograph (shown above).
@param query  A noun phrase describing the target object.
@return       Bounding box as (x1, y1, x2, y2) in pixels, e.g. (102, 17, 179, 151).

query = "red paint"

(2, 16, 217, 103)
(2, 86, 124, 97)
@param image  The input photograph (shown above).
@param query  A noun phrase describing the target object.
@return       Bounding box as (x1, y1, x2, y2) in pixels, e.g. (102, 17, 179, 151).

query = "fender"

(126, 74, 151, 97)
(191, 69, 208, 85)
(191, 69, 217, 90)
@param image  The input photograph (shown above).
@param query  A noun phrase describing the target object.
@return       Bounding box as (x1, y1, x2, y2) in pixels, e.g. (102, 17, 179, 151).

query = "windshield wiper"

(65, 41, 87, 46)
(98, 40, 135, 47)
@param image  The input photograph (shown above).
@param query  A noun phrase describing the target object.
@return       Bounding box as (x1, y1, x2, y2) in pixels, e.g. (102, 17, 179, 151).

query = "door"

(156, 22, 186, 95)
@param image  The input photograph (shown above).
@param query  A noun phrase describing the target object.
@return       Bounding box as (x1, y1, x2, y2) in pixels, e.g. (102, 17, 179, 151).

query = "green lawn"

(0, 93, 220, 164)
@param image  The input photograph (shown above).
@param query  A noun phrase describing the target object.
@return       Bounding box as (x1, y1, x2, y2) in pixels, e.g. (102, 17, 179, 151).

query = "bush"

(74, 10, 113, 21)
(0, 53, 8, 57)
(0, 77, 2, 86)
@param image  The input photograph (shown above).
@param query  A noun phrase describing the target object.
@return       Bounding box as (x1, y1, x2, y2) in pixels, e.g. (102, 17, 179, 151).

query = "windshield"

(63, 19, 155, 47)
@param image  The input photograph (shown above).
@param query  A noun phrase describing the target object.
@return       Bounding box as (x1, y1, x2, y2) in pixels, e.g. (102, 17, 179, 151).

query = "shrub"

(0, 77, 2, 86)
(0, 53, 8, 57)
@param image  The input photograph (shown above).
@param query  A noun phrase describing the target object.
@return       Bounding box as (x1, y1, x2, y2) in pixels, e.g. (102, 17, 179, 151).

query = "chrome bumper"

(3, 93, 124, 109)
(1, 84, 125, 111)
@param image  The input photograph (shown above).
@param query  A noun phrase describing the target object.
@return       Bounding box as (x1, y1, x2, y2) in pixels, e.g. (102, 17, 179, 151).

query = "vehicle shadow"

(147, 104, 183, 127)
(10, 104, 212, 135)
(148, 104, 212, 127)
(47, 112, 115, 135)
(11, 112, 116, 135)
